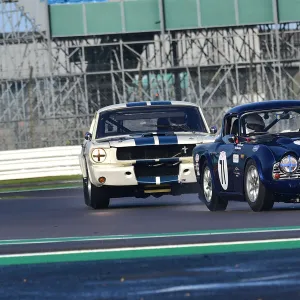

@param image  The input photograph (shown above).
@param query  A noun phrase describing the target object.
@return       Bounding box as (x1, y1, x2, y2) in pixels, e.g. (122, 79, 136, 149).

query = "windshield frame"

(94, 105, 209, 139)
(239, 107, 300, 137)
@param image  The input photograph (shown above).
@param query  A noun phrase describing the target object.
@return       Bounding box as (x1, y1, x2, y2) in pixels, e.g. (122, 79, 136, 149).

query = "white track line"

(1, 237, 300, 258)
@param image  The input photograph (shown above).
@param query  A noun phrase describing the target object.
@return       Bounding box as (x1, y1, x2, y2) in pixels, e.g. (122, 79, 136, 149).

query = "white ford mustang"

(79, 100, 217, 209)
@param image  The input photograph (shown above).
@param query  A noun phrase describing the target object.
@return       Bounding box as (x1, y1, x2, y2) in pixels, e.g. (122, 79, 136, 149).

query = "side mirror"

(85, 132, 92, 141)
(228, 136, 235, 144)
(224, 134, 237, 144)
(210, 126, 217, 134)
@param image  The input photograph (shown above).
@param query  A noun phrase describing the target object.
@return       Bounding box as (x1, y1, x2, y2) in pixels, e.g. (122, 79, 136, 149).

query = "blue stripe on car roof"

(150, 101, 172, 105)
(126, 102, 147, 107)
(134, 137, 155, 146)
(158, 135, 178, 145)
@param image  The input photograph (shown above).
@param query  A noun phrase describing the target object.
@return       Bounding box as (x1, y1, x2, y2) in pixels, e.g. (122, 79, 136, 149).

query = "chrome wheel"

(203, 166, 212, 202)
(246, 165, 260, 203)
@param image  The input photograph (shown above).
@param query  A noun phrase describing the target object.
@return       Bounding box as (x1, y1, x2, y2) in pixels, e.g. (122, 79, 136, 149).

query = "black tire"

(82, 163, 110, 209)
(83, 177, 90, 207)
(198, 161, 228, 211)
(244, 160, 274, 212)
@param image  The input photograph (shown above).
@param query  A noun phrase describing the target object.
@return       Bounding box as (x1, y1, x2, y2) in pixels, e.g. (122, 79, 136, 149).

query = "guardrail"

(0, 146, 82, 181)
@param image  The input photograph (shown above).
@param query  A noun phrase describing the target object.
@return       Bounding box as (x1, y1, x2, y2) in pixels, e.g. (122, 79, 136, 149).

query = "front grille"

(134, 164, 179, 177)
(117, 144, 195, 160)
(273, 162, 300, 179)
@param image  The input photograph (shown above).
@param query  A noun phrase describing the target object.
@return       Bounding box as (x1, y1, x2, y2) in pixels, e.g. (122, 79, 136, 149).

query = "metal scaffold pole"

(1, 0, 300, 150)
(28, 66, 34, 148)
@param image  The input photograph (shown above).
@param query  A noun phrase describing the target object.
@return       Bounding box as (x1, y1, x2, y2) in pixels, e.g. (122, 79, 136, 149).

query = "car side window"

(223, 116, 238, 136)
(230, 117, 239, 136)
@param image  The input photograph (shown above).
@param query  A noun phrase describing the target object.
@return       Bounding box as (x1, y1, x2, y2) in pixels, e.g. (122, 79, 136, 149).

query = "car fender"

(244, 144, 276, 183)
(194, 150, 220, 192)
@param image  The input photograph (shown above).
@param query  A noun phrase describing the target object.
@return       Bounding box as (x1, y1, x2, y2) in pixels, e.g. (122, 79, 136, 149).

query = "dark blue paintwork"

(226, 100, 300, 115)
(126, 101, 148, 107)
(193, 100, 300, 201)
(126, 101, 172, 107)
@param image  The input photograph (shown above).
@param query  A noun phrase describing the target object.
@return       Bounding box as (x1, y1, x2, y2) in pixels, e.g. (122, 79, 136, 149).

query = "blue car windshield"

(95, 105, 208, 138)
(241, 109, 300, 136)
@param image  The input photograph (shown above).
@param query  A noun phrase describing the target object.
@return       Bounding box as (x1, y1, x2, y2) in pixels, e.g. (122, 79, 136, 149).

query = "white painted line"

(1, 237, 300, 259)
(136, 279, 299, 295)
(156, 176, 160, 185)
(153, 136, 159, 145)
(2, 227, 300, 246)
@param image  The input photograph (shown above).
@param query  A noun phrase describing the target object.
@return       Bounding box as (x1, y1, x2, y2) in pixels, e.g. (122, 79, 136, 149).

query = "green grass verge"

(0, 183, 82, 193)
(0, 175, 82, 186)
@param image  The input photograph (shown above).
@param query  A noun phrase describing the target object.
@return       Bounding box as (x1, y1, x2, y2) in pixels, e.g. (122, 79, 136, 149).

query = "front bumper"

(89, 162, 197, 187)
(263, 179, 300, 196)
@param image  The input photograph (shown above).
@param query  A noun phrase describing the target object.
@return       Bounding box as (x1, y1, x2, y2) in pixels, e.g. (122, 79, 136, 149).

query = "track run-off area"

(2, 188, 300, 299)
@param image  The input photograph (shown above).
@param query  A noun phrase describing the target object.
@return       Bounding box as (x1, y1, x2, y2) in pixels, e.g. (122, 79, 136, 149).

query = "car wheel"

(83, 177, 90, 207)
(199, 161, 228, 211)
(83, 170, 110, 209)
(244, 160, 274, 212)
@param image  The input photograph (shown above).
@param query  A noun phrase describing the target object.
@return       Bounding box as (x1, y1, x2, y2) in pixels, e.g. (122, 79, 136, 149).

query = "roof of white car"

(96, 100, 200, 113)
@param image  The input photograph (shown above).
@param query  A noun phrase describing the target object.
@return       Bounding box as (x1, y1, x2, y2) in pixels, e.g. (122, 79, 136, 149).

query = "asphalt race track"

(2, 188, 300, 299)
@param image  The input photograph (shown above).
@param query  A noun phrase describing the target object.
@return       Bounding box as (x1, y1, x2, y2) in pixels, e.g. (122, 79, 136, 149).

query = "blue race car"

(193, 100, 300, 212)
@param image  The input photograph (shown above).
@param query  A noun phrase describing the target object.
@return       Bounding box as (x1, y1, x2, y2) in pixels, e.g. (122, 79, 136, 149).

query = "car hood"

(94, 132, 215, 148)
(255, 135, 300, 160)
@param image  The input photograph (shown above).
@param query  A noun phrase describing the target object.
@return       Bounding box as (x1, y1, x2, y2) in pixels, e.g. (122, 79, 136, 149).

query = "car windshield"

(95, 105, 208, 138)
(240, 108, 300, 137)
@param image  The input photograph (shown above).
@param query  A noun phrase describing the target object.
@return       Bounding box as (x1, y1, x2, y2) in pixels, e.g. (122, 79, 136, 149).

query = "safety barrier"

(0, 146, 82, 181)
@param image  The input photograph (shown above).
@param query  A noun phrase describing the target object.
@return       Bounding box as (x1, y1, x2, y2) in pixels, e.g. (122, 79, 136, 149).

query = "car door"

(214, 115, 238, 193)
(231, 117, 250, 195)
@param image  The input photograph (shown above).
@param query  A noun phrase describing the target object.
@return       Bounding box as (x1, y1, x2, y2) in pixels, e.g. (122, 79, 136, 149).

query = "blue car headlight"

(279, 155, 298, 174)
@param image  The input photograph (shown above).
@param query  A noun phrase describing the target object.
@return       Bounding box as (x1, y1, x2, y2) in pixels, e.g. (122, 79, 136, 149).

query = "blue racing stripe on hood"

(126, 102, 147, 107)
(158, 135, 178, 145)
(150, 101, 172, 105)
(134, 137, 155, 146)
(137, 177, 156, 184)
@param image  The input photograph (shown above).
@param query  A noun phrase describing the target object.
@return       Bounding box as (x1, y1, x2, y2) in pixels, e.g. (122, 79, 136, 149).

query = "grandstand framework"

(1, 0, 300, 150)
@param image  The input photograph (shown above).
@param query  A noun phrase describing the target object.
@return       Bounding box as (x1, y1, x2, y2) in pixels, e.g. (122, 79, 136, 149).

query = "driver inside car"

(169, 115, 187, 126)
(244, 113, 265, 135)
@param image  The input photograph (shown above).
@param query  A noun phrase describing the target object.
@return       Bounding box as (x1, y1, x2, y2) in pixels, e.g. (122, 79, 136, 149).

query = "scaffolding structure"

(1, 1, 300, 150)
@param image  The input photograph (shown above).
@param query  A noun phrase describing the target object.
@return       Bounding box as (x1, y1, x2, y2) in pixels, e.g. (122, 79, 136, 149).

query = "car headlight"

(91, 148, 106, 163)
(279, 155, 298, 174)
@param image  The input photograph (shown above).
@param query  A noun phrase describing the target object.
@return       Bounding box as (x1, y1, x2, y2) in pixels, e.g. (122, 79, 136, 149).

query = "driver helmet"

(244, 113, 265, 134)
(168, 114, 187, 126)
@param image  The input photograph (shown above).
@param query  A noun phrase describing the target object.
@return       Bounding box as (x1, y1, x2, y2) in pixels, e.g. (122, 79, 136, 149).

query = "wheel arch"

(198, 152, 220, 193)
(243, 145, 275, 184)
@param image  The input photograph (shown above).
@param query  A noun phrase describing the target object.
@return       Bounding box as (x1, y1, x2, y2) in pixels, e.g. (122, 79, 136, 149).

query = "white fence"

(0, 146, 82, 181)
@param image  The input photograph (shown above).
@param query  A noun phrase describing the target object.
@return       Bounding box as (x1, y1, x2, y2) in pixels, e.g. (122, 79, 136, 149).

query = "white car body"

(79, 100, 216, 208)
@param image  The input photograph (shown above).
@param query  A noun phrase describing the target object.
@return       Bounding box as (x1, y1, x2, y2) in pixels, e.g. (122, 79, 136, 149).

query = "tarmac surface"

(1, 188, 300, 299)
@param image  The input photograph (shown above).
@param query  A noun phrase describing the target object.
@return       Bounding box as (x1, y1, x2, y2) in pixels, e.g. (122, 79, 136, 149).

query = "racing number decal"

(218, 151, 228, 190)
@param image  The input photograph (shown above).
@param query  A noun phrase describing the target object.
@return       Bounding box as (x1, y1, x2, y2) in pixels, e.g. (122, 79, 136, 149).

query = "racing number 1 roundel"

(218, 151, 228, 190)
